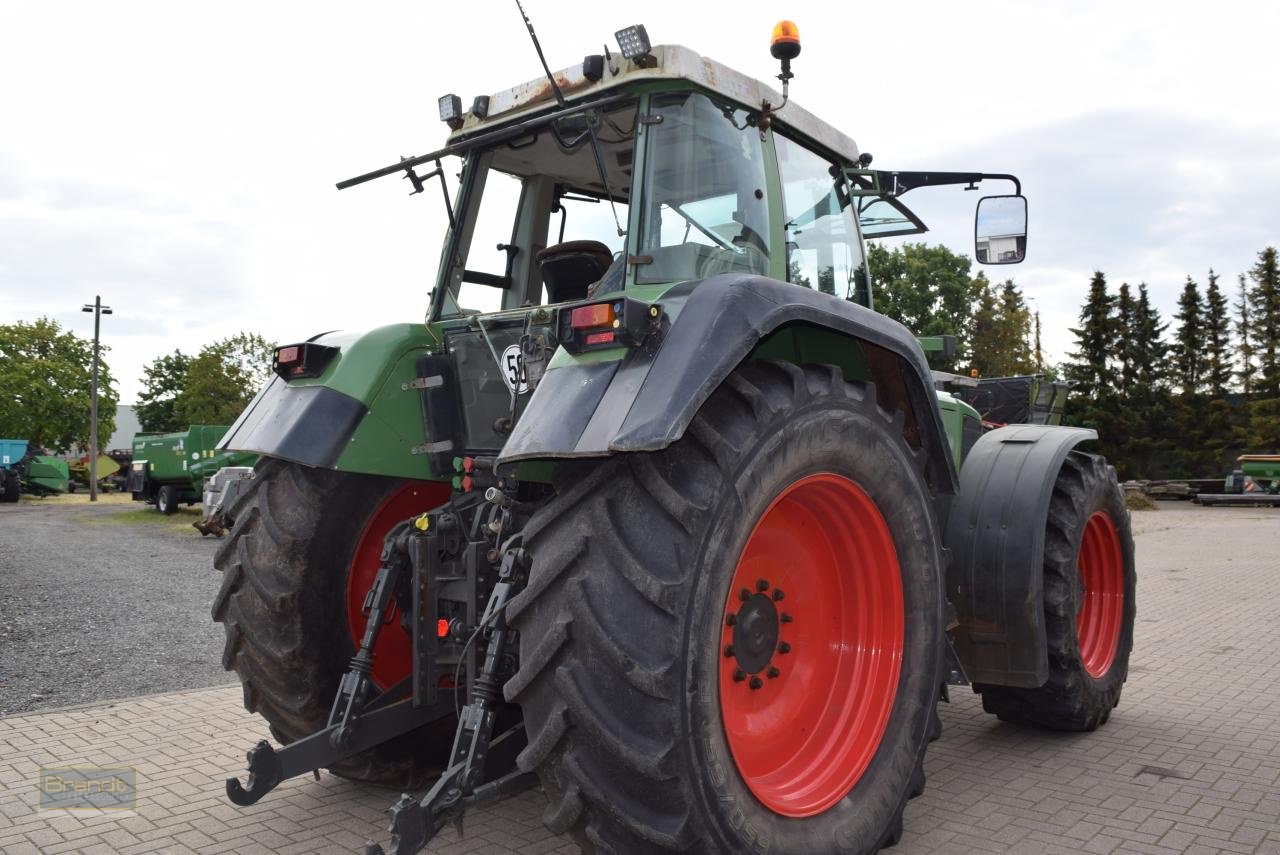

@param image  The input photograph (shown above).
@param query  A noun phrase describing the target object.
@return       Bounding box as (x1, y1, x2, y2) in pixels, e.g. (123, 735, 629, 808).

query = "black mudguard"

(498, 274, 959, 496)
(942, 424, 1099, 688)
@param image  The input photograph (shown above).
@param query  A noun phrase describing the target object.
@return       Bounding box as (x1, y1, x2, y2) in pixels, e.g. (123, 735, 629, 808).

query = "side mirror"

(975, 195, 1027, 264)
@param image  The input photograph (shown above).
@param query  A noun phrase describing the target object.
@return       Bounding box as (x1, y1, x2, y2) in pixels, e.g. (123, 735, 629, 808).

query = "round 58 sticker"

(501, 344, 529, 394)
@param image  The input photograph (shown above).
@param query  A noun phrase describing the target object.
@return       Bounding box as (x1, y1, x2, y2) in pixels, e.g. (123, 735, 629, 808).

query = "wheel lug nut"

(726, 613, 737, 626)
(749, 676, 763, 690)
(739, 588, 751, 602)
(723, 644, 735, 658)
(780, 613, 793, 623)
(773, 589, 785, 601)
(733, 668, 746, 682)
(778, 641, 791, 654)
(756, 579, 769, 592)
(767, 666, 780, 679)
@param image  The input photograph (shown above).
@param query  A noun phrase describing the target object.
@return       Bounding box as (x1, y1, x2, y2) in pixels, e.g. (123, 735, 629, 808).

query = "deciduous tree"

(0, 318, 117, 452)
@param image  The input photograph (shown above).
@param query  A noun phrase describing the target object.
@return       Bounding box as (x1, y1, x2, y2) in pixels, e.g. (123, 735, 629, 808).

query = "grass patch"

(1124, 491, 1157, 511)
(91, 504, 207, 533)
(19, 491, 133, 505)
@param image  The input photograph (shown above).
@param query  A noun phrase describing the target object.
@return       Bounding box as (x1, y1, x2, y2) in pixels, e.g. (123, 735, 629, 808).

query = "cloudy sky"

(3, 1, 1278, 401)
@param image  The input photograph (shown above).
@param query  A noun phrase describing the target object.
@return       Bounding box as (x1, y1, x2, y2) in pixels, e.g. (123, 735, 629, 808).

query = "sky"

(2, 0, 1278, 402)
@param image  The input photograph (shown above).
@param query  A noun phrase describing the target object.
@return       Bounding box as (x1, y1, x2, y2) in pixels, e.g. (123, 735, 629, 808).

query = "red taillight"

(437, 618, 450, 638)
(276, 345, 300, 365)
(570, 303, 616, 330)
(584, 331, 616, 346)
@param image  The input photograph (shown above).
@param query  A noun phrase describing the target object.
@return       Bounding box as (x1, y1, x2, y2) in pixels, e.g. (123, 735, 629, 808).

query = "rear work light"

(558, 297, 663, 355)
(273, 342, 339, 380)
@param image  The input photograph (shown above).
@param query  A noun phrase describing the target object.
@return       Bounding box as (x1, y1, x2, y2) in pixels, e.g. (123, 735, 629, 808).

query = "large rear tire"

(211, 457, 454, 786)
(974, 452, 1136, 731)
(506, 361, 944, 854)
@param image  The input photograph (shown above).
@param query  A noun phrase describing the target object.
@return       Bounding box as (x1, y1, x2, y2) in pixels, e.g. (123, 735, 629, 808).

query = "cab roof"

(447, 44, 861, 165)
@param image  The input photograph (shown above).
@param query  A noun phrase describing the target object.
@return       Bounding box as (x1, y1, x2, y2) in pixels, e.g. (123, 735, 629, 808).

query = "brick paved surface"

(1, 506, 1278, 854)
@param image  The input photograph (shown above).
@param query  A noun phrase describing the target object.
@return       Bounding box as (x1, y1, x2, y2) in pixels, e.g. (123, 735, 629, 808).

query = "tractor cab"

(341, 40, 1025, 328)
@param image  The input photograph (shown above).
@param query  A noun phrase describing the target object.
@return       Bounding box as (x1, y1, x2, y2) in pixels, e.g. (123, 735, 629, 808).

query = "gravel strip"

(0, 498, 236, 716)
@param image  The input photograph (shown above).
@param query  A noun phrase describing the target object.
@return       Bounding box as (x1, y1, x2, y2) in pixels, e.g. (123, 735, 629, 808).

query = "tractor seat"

(538, 240, 614, 303)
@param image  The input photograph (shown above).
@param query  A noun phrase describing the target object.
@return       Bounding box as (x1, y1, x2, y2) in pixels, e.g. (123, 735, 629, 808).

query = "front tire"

(211, 458, 454, 785)
(507, 361, 944, 853)
(975, 452, 1136, 730)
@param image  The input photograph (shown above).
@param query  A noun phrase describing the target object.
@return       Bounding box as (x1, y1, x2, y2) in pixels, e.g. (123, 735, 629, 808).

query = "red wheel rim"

(346, 481, 451, 690)
(719, 473, 904, 818)
(1076, 510, 1124, 679)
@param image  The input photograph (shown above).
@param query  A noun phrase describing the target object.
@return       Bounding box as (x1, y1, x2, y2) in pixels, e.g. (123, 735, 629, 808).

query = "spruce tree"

(1236, 273, 1255, 394)
(1065, 272, 1117, 442)
(1033, 310, 1043, 371)
(1202, 269, 1232, 396)
(1115, 283, 1138, 389)
(1134, 284, 1168, 389)
(1130, 284, 1172, 477)
(1248, 246, 1280, 398)
(1172, 276, 1206, 395)
(996, 279, 1035, 375)
(967, 272, 1000, 376)
(1066, 272, 1116, 400)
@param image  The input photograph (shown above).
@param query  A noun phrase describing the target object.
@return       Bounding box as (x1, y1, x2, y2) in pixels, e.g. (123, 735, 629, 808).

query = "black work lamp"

(438, 94, 463, 130)
(614, 25, 652, 63)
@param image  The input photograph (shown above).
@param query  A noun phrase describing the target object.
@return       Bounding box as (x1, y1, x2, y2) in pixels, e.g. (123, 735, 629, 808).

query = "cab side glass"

(776, 134, 869, 304)
(637, 93, 771, 284)
(975, 195, 1027, 264)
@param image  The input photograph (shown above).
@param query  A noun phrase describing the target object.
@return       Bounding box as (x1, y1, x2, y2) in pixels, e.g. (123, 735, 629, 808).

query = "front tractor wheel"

(975, 452, 1136, 731)
(211, 458, 454, 786)
(507, 361, 944, 854)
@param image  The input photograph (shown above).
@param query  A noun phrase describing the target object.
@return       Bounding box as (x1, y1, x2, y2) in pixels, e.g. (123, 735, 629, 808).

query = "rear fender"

(942, 424, 1098, 687)
(498, 274, 959, 497)
(219, 324, 444, 480)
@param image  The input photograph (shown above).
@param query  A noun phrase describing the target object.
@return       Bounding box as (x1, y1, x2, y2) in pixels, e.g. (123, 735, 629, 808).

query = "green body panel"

(133, 426, 256, 491)
(333, 346, 439, 479)
(292, 324, 442, 397)
(1239, 456, 1280, 481)
(24, 456, 70, 494)
(748, 323, 870, 384)
(936, 392, 981, 468)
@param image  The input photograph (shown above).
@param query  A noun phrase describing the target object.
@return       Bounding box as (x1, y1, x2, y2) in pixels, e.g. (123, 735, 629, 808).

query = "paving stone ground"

(1, 506, 1278, 854)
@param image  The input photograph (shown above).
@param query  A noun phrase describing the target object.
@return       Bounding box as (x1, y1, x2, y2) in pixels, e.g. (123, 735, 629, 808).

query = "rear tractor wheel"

(507, 361, 944, 854)
(212, 458, 455, 786)
(975, 452, 1136, 730)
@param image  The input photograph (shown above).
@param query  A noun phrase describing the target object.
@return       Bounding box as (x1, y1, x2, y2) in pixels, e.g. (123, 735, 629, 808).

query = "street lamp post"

(81, 297, 113, 502)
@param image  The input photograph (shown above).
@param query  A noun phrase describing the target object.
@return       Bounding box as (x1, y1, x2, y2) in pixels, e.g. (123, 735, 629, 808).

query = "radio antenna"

(514, 0, 565, 107)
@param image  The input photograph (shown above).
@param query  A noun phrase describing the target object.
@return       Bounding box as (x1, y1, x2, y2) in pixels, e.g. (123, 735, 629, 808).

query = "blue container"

(0, 439, 30, 469)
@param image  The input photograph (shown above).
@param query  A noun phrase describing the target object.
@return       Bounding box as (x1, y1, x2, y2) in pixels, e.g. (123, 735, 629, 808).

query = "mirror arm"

(875, 171, 1021, 197)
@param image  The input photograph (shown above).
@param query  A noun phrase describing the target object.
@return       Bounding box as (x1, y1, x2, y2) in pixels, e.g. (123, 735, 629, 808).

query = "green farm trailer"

(128, 426, 257, 514)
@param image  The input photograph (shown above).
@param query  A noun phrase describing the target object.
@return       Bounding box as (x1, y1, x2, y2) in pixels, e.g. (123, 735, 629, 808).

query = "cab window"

(452, 168, 524, 315)
(637, 92, 771, 284)
(776, 134, 869, 304)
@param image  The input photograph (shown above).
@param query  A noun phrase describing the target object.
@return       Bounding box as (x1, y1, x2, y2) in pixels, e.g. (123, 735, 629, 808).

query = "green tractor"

(217, 21, 1135, 854)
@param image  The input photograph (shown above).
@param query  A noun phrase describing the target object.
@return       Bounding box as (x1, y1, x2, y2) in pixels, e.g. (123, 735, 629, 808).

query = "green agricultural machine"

(67, 453, 122, 493)
(0, 439, 27, 501)
(128, 426, 256, 514)
(0, 439, 71, 499)
(216, 22, 1136, 854)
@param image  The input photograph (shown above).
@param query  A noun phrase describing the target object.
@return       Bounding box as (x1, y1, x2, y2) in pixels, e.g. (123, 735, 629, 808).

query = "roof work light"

(438, 93, 463, 130)
(614, 25, 652, 62)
